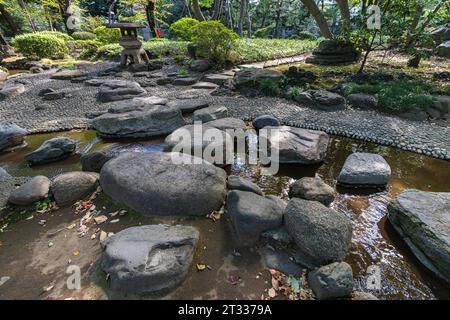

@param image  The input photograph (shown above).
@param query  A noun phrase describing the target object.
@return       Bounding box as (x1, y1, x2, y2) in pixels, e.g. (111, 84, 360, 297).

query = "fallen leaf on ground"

(110, 219, 120, 224)
(196, 263, 206, 271)
(48, 242, 54, 247)
(0, 276, 10, 287)
(99, 231, 108, 241)
(72, 250, 79, 256)
(93, 215, 108, 225)
(118, 210, 127, 216)
(90, 234, 96, 240)
(268, 288, 276, 298)
(228, 275, 241, 285)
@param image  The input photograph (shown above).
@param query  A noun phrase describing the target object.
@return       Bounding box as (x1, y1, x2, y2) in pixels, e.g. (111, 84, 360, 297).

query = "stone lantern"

(105, 22, 151, 66)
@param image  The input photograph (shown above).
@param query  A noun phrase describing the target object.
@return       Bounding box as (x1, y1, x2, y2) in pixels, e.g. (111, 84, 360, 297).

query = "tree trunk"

(274, 0, 283, 38)
(238, 0, 246, 36)
(212, 0, 223, 20)
(17, 0, 37, 32)
(299, 0, 333, 39)
(246, 0, 252, 37)
(336, 0, 351, 28)
(57, 0, 73, 35)
(192, 0, 206, 21)
(0, 3, 21, 35)
(146, 1, 156, 37)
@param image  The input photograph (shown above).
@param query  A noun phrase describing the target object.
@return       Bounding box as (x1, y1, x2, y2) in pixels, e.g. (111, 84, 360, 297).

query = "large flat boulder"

(227, 175, 263, 196)
(101, 224, 199, 295)
(100, 152, 227, 216)
(0, 123, 27, 152)
(437, 41, 450, 58)
(261, 126, 330, 164)
(285, 198, 353, 266)
(0, 83, 25, 100)
(25, 137, 76, 165)
(167, 99, 209, 114)
(337, 153, 391, 187)
(232, 68, 283, 90)
(387, 190, 450, 283)
(97, 80, 146, 102)
(226, 190, 285, 246)
(92, 105, 185, 139)
(193, 106, 228, 123)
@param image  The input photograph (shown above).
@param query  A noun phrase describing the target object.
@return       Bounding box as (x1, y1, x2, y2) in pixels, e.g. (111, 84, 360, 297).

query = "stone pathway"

(0, 62, 448, 161)
(238, 52, 311, 69)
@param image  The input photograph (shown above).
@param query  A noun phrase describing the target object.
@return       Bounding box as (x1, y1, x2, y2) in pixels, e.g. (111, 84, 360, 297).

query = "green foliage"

(191, 20, 239, 64)
(233, 39, 318, 63)
(260, 78, 281, 96)
(290, 31, 317, 41)
(344, 80, 435, 113)
(97, 41, 189, 60)
(169, 18, 200, 41)
(177, 67, 189, 76)
(76, 40, 103, 60)
(148, 37, 169, 42)
(72, 31, 97, 41)
(253, 24, 274, 38)
(12, 33, 68, 60)
(35, 199, 51, 211)
(286, 86, 303, 98)
(93, 26, 121, 43)
(37, 31, 74, 42)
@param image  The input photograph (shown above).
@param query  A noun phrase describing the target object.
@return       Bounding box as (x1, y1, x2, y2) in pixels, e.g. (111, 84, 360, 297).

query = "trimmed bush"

(169, 18, 200, 41)
(76, 40, 103, 60)
(38, 31, 74, 42)
(291, 31, 317, 41)
(72, 31, 97, 40)
(12, 33, 69, 59)
(93, 26, 121, 43)
(191, 21, 238, 64)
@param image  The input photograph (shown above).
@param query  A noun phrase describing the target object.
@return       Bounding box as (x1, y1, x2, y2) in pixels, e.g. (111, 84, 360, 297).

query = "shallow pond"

(0, 130, 449, 300)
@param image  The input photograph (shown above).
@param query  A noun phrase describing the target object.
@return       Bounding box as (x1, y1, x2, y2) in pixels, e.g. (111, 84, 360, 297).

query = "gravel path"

(1, 62, 449, 161)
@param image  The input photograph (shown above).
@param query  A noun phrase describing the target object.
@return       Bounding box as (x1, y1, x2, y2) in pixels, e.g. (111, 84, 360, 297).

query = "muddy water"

(0, 131, 449, 300)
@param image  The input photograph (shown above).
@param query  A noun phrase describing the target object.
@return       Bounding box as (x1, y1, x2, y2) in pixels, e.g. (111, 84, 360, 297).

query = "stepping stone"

(173, 77, 198, 86)
(252, 115, 280, 130)
(308, 262, 354, 300)
(289, 176, 336, 206)
(167, 99, 209, 114)
(192, 82, 219, 90)
(51, 69, 86, 80)
(97, 80, 146, 102)
(337, 152, 391, 187)
(193, 106, 228, 123)
(100, 152, 227, 216)
(203, 74, 231, 85)
(101, 224, 199, 294)
(92, 105, 185, 139)
(51, 171, 99, 207)
(261, 126, 330, 164)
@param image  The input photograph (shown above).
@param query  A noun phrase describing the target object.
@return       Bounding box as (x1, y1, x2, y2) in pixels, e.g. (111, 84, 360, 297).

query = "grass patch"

(343, 79, 435, 113)
(233, 39, 318, 64)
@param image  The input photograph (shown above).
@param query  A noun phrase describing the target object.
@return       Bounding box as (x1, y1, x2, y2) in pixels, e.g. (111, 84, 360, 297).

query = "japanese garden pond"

(0, 130, 449, 300)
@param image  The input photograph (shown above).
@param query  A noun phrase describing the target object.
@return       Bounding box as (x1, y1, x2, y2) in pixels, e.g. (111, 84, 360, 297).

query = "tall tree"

(192, 0, 206, 20)
(336, 0, 350, 28)
(0, 1, 21, 35)
(299, 0, 333, 39)
(238, 0, 246, 36)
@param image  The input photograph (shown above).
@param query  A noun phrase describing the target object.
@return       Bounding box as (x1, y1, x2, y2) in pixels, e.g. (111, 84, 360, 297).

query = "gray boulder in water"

(387, 190, 450, 283)
(25, 137, 76, 165)
(337, 152, 391, 187)
(0, 123, 27, 152)
(101, 224, 199, 294)
(100, 152, 227, 216)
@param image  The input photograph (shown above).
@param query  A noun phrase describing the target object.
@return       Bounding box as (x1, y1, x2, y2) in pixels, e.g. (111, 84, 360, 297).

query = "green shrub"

(12, 33, 68, 59)
(38, 31, 73, 42)
(148, 37, 169, 42)
(253, 24, 274, 38)
(291, 31, 316, 41)
(169, 18, 200, 41)
(72, 31, 97, 40)
(260, 79, 281, 96)
(93, 26, 121, 43)
(76, 40, 103, 60)
(191, 21, 238, 64)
